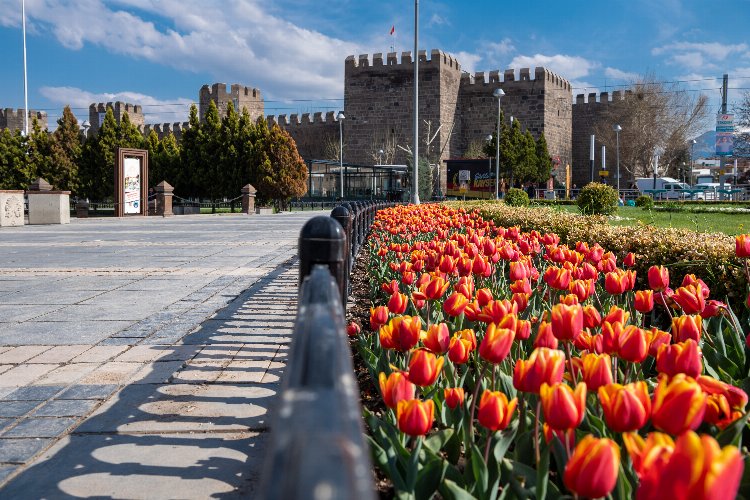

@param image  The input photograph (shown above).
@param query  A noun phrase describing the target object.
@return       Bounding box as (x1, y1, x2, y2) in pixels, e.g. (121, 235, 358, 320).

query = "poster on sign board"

(123, 157, 141, 214)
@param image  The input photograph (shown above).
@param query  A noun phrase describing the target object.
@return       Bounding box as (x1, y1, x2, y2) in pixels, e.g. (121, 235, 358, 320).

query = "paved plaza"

(0, 212, 320, 498)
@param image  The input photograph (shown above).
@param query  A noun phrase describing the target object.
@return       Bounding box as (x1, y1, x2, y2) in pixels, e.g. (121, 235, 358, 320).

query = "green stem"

(534, 400, 542, 465)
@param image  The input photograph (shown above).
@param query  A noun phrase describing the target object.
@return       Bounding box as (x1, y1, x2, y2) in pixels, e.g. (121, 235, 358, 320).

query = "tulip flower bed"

(350, 203, 750, 499)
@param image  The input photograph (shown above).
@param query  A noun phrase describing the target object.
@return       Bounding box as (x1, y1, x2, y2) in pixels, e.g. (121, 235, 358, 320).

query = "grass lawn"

(549, 204, 748, 236)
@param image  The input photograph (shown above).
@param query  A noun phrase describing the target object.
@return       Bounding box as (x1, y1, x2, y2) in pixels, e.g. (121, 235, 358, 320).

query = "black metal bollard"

(330, 205, 352, 302)
(299, 216, 347, 309)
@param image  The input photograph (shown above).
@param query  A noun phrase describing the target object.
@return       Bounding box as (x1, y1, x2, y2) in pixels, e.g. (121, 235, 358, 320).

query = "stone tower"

(199, 84, 264, 122)
(0, 109, 48, 133)
(88, 102, 144, 134)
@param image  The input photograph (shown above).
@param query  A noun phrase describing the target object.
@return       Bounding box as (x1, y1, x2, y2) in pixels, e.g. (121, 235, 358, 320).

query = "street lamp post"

(22, 0, 29, 137)
(493, 88, 504, 199)
(378, 149, 384, 165)
(81, 120, 90, 140)
(613, 124, 621, 195)
(337, 111, 345, 199)
(412, 0, 420, 205)
(690, 139, 697, 186)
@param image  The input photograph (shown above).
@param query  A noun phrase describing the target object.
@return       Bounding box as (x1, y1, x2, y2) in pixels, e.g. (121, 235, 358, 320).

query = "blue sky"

(1, 0, 749, 130)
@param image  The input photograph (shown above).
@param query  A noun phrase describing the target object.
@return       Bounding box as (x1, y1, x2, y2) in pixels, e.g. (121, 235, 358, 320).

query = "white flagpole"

(22, 0, 29, 137)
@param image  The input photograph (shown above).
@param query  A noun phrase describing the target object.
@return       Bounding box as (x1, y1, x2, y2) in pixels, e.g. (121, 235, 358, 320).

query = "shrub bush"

(504, 188, 530, 207)
(448, 200, 746, 303)
(576, 182, 618, 215)
(635, 195, 654, 209)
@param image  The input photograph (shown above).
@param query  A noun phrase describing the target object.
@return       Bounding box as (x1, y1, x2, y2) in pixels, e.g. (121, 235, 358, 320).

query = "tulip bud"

(479, 324, 515, 364)
(634, 290, 654, 313)
(388, 291, 408, 314)
(671, 314, 702, 343)
(346, 322, 361, 337)
(370, 305, 389, 331)
(551, 303, 584, 341)
(379, 371, 415, 409)
(540, 382, 587, 431)
(736, 234, 750, 258)
(563, 436, 620, 499)
(598, 381, 651, 432)
(407, 349, 444, 387)
(648, 265, 669, 291)
(623, 252, 636, 267)
(444, 387, 465, 410)
(581, 352, 613, 391)
(477, 390, 517, 431)
(396, 399, 434, 436)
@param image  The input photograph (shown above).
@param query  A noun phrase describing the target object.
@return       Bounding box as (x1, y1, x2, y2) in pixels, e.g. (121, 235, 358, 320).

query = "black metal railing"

(257, 200, 393, 500)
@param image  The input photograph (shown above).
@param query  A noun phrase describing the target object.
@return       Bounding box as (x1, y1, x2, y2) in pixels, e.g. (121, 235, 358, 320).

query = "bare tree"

(463, 139, 489, 159)
(733, 91, 750, 158)
(593, 76, 710, 180)
(368, 129, 399, 164)
(322, 134, 347, 162)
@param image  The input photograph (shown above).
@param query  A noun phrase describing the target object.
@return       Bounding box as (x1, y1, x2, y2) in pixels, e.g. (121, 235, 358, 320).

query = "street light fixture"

(493, 88, 505, 199)
(81, 120, 90, 140)
(337, 111, 345, 199)
(613, 124, 622, 194)
(378, 148, 384, 165)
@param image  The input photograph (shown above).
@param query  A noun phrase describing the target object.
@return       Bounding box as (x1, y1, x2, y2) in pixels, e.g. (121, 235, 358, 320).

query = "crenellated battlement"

(0, 108, 48, 132)
(267, 111, 338, 127)
(199, 82, 264, 122)
(88, 101, 145, 132)
(346, 48, 461, 72)
(140, 122, 190, 140)
(460, 66, 572, 92)
(574, 90, 631, 105)
(200, 83, 262, 101)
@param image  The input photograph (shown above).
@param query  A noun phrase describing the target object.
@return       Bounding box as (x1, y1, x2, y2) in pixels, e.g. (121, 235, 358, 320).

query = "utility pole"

(412, 0, 420, 205)
(721, 74, 728, 114)
(22, 0, 29, 137)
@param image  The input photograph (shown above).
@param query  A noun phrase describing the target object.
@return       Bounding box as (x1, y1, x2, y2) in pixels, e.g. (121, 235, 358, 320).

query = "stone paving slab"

(0, 212, 316, 495)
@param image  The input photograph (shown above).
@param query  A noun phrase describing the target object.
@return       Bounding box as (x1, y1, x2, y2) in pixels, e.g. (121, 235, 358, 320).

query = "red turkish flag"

(390, 25, 395, 35)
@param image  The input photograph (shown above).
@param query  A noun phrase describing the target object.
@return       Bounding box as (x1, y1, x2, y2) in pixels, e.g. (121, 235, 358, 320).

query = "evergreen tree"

(535, 133, 553, 183)
(49, 106, 82, 192)
(145, 130, 162, 185)
(27, 118, 54, 183)
(0, 129, 31, 189)
(515, 130, 538, 183)
(220, 101, 242, 198)
(118, 112, 144, 149)
(178, 104, 203, 197)
(157, 133, 180, 187)
(197, 100, 222, 202)
(79, 107, 119, 200)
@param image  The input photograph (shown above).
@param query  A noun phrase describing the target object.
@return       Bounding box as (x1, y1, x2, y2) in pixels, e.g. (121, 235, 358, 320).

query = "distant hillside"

(691, 130, 716, 158)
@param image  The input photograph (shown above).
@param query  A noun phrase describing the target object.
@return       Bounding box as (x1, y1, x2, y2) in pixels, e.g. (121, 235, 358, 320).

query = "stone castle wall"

(89, 102, 144, 133)
(141, 122, 190, 141)
(571, 91, 627, 188)
(267, 112, 339, 162)
(0, 108, 48, 132)
(199, 83, 264, 122)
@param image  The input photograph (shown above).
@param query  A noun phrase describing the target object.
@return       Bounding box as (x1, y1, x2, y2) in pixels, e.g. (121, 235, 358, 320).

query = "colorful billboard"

(716, 113, 734, 157)
(445, 159, 497, 198)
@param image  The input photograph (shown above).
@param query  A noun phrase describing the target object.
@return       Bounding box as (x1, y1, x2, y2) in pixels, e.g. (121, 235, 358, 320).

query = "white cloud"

(39, 86, 194, 125)
(604, 67, 639, 81)
(428, 13, 449, 27)
(652, 41, 749, 71)
(508, 54, 598, 80)
(486, 38, 515, 57)
(452, 51, 482, 75)
(1, 0, 360, 100)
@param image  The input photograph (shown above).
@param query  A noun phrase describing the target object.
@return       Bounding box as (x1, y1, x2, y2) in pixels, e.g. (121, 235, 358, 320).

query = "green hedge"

(448, 201, 748, 304)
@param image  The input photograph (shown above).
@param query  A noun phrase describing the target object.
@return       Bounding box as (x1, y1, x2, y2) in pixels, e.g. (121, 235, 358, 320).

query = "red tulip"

(564, 436, 620, 499)
(407, 348, 444, 387)
(444, 387, 465, 410)
(540, 382, 587, 431)
(651, 373, 706, 435)
(697, 375, 748, 410)
(581, 352, 613, 391)
(582, 305, 602, 328)
(543, 266, 571, 290)
(648, 265, 670, 292)
(603, 305, 630, 325)
(388, 291, 408, 314)
(396, 399, 434, 436)
(673, 283, 706, 314)
(443, 292, 469, 317)
(424, 275, 450, 300)
(513, 347, 565, 394)
(551, 303, 583, 341)
(634, 290, 654, 313)
(396, 315, 422, 351)
(618, 325, 648, 363)
(700, 299, 725, 319)
(515, 318, 531, 340)
(369, 305, 389, 331)
(476, 287, 493, 307)
(479, 323, 515, 365)
(656, 339, 703, 378)
(448, 335, 473, 365)
(623, 252, 636, 267)
(477, 390, 517, 431)
(735, 234, 750, 258)
(346, 322, 361, 337)
(422, 322, 450, 353)
(647, 328, 671, 357)
(379, 370, 415, 409)
(605, 269, 630, 295)
(598, 381, 651, 432)
(671, 314, 702, 343)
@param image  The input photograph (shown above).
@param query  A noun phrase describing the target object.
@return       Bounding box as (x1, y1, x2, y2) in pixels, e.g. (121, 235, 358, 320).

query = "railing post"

(330, 205, 352, 303)
(298, 216, 347, 309)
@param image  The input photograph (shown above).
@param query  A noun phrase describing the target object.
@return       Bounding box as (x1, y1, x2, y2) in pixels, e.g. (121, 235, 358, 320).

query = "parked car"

(634, 177, 701, 200)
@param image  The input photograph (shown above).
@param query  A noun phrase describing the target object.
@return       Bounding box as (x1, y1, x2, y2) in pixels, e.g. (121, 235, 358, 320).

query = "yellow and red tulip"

(598, 381, 651, 432)
(422, 322, 450, 354)
(656, 339, 703, 378)
(513, 347, 566, 394)
(581, 352, 613, 391)
(651, 373, 707, 435)
(479, 323, 515, 364)
(550, 303, 583, 341)
(378, 370, 415, 409)
(396, 399, 434, 436)
(407, 348, 444, 387)
(444, 387, 465, 410)
(648, 265, 670, 291)
(477, 390, 517, 431)
(540, 382, 587, 431)
(671, 314, 702, 343)
(563, 436, 620, 499)
(634, 290, 654, 313)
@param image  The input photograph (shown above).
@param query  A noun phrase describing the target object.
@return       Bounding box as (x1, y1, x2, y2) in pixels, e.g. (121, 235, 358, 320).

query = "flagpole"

(22, 0, 29, 137)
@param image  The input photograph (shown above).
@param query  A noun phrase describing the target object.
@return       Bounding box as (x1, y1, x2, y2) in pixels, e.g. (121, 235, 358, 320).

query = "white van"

(634, 177, 697, 199)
